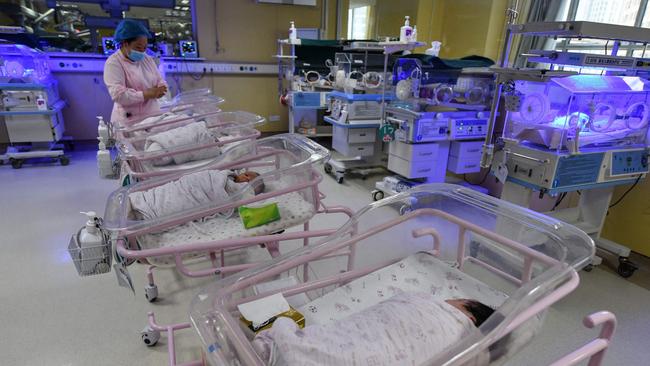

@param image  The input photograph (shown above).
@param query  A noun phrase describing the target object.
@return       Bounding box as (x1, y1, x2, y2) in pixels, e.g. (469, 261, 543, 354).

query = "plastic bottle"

(425, 41, 442, 56)
(97, 115, 109, 142)
(97, 138, 113, 178)
(78, 211, 105, 274)
(400, 16, 413, 43)
(289, 21, 298, 42)
(36, 94, 47, 111)
(411, 25, 418, 42)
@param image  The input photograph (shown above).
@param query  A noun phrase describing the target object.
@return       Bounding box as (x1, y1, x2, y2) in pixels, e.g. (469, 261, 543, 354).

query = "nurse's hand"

(144, 86, 167, 100)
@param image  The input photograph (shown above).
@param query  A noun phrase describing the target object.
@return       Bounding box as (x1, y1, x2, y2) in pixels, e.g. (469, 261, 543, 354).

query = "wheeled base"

(324, 158, 385, 184)
(142, 312, 203, 366)
(1, 145, 69, 169)
(501, 181, 639, 278)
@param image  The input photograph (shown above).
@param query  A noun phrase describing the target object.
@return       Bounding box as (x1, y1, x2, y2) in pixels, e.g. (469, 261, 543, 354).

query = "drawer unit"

(448, 155, 481, 174)
(388, 154, 447, 181)
(332, 125, 377, 157)
(333, 139, 375, 157)
(387, 141, 449, 181)
(333, 125, 376, 144)
(389, 140, 441, 162)
(450, 140, 483, 160)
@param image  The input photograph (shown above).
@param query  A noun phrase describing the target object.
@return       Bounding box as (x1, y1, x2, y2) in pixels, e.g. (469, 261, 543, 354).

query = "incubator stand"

(481, 21, 650, 277)
(274, 38, 332, 138)
(320, 42, 424, 184)
(373, 58, 495, 200)
(0, 43, 68, 168)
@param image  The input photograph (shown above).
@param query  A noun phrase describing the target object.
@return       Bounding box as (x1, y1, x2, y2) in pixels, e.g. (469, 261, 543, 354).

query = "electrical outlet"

(269, 115, 281, 122)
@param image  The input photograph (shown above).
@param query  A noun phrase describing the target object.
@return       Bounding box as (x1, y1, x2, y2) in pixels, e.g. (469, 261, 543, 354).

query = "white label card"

(494, 163, 509, 184)
(114, 263, 135, 295)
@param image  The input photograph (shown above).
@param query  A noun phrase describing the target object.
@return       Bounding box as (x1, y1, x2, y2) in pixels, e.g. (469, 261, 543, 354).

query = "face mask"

(128, 49, 145, 62)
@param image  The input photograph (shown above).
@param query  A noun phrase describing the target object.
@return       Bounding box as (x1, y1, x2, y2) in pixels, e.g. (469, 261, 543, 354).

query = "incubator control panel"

(610, 150, 649, 176)
(449, 118, 488, 140)
(395, 118, 448, 143)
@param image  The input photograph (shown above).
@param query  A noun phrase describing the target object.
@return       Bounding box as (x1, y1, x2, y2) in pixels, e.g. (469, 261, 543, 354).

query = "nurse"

(103, 19, 168, 126)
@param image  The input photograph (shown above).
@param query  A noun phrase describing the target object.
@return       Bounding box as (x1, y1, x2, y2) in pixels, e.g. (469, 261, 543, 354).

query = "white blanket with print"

(129, 170, 242, 220)
(253, 292, 476, 366)
(144, 121, 221, 166)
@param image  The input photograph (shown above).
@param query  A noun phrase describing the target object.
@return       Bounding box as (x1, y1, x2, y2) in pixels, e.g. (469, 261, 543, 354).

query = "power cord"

(609, 175, 642, 209)
(551, 192, 567, 211)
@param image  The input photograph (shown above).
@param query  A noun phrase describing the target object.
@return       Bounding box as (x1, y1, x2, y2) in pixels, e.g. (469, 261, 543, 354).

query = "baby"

(445, 298, 495, 327)
(129, 169, 265, 220)
(231, 170, 265, 195)
(144, 120, 222, 166)
(253, 292, 496, 366)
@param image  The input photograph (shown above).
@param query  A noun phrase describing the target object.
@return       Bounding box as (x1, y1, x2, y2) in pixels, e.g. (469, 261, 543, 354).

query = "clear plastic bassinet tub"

(159, 88, 217, 109)
(103, 134, 338, 269)
(117, 111, 266, 181)
(189, 184, 595, 366)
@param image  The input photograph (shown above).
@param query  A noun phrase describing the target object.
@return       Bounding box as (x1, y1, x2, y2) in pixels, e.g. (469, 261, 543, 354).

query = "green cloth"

(239, 203, 281, 229)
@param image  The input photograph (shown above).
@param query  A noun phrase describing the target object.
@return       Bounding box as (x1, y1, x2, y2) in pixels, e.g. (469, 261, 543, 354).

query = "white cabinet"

(332, 125, 377, 157)
(387, 141, 449, 181)
(448, 141, 482, 174)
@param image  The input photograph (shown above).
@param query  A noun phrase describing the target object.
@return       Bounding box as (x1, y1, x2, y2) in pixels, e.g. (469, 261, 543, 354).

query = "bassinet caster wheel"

(399, 205, 411, 216)
(10, 158, 23, 169)
(372, 190, 384, 201)
(59, 156, 70, 166)
(617, 257, 637, 278)
(336, 176, 344, 184)
(144, 284, 158, 302)
(324, 163, 332, 175)
(141, 326, 160, 346)
(583, 264, 594, 272)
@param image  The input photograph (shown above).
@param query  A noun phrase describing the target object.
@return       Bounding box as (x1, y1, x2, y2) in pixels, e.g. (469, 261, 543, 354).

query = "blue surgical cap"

(114, 19, 151, 43)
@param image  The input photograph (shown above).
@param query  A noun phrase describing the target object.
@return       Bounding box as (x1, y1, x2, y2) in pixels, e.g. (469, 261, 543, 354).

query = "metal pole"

(380, 51, 388, 125)
(481, 0, 520, 168)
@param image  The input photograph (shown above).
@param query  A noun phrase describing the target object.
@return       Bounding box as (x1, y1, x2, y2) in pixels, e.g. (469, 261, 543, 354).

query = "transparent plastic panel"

(115, 101, 225, 134)
(504, 75, 650, 153)
(118, 110, 265, 143)
(117, 122, 259, 165)
(104, 134, 330, 232)
(0, 43, 52, 83)
(189, 184, 593, 366)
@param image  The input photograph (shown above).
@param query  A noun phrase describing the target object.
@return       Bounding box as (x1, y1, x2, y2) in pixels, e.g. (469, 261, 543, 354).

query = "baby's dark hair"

(253, 180, 265, 195)
(462, 300, 495, 327)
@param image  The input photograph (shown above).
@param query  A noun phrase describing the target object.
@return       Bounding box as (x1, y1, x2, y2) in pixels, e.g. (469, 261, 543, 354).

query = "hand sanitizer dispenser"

(400, 16, 413, 43)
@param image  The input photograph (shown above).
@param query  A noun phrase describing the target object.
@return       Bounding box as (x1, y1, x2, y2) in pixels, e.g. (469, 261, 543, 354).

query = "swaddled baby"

(252, 292, 494, 366)
(144, 120, 223, 166)
(129, 169, 264, 220)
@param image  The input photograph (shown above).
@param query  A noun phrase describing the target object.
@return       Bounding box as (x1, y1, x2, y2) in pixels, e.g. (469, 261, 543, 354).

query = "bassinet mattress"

(298, 252, 509, 326)
(137, 191, 315, 266)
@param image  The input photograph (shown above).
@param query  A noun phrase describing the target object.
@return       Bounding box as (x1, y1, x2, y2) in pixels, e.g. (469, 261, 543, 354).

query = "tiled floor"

(1, 147, 648, 365)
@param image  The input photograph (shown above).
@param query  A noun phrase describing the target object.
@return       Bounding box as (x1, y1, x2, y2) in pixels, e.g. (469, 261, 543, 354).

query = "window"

(552, 0, 649, 58)
(574, 0, 640, 26)
(347, 5, 371, 40)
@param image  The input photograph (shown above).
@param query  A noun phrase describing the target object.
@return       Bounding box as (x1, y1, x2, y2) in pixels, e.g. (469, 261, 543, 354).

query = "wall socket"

(268, 115, 281, 122)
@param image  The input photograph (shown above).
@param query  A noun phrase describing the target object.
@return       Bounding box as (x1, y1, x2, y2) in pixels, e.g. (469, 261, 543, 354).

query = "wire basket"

(67, 223, 112, 277)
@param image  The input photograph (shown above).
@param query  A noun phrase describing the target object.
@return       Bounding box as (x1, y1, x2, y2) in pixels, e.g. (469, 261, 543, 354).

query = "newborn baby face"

(234, 171, 260, 183)
(446, 299, 477, 324)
